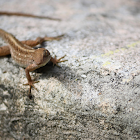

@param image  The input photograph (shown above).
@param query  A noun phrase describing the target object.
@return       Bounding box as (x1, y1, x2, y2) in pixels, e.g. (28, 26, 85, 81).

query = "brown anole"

(0, 29, 66, 97)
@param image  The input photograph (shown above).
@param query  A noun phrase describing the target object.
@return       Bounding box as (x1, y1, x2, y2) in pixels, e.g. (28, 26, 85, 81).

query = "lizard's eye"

(43, 50, 50, 56)
(46, 50, 50, 56)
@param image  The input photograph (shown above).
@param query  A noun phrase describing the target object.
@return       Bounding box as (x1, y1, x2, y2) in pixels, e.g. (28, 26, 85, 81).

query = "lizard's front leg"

(24, 63, 39, 97)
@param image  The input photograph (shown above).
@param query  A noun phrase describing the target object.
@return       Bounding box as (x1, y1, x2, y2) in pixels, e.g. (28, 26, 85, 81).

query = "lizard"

(0, 28, 66, 98)
(0, 11, 61, 21)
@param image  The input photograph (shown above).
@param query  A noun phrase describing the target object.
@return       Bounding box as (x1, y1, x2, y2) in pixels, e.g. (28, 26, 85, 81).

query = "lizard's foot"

(44, 34, 64, 41)
(23, 80, 39, 97)
(50, 55, 67, 66)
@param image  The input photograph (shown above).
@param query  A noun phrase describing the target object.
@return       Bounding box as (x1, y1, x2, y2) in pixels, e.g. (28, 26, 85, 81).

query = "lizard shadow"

(34, 61, 83, 97)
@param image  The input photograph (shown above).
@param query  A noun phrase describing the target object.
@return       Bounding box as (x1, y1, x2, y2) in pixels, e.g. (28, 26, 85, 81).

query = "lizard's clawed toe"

(51, 55, 67, 66)
(23, 80, 39, 97)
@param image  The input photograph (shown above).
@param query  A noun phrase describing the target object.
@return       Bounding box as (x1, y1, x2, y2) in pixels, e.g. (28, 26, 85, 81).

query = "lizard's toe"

(23, 80, 39, 97)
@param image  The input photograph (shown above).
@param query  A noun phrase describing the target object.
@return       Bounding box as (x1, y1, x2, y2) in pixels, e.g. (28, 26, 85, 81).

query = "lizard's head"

(34, 48, 51, 67)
